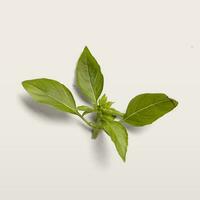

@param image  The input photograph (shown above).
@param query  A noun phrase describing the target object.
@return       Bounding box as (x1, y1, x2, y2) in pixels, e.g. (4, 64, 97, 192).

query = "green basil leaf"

(104, 101, 114, 108)
(123, 93, 178, 126)
(103, 120, 128, 161)
(82, 111, 92, 116)
(91, 113, 103, 139)
(76, 46, 104, 104)
(77, 105, 95, 116)
(102, 114, 116, 121)
(92, 128, 101, 139)
(77, 105, 94, 112)
(102, 108, 124, 117)
(22, 78, 77, 114)
(99, 94, 107, 106)
(91, 119, 102, 139)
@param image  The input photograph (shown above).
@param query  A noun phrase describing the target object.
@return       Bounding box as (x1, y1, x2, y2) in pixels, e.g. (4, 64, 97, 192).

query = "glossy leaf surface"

(124, 93, 178, 126)
(76, 47, 104, 104)
(22, 78, 77, 114)
(103, 120, 128, 161)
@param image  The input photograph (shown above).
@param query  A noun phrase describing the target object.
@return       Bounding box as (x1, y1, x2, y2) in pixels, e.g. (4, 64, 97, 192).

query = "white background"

(0, 0, 200, 199)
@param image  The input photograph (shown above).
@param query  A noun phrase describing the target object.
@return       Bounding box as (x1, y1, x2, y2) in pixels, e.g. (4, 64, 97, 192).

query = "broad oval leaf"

(123, 93, 178, 126)
(76, 46, 104, 104)
(22, 78, 77, 114)
(103, 120, 128, 161)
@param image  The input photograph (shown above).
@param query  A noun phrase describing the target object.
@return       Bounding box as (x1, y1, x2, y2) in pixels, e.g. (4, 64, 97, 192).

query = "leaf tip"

(84, 46, 89, 52)
(122, 155, 126, 162)
(21, 80, 28, 89)
(170, 98, 178, 107)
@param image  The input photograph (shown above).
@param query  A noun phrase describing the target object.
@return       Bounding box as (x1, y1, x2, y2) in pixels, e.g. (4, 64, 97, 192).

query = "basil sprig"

(22, 47, 178, 162)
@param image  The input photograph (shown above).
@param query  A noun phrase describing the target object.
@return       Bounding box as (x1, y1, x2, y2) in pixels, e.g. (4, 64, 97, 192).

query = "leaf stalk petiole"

(77, 113, 97, 129)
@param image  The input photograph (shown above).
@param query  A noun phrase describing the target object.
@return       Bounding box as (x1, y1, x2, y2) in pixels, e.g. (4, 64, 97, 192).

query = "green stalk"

(77, 113, 97, 129)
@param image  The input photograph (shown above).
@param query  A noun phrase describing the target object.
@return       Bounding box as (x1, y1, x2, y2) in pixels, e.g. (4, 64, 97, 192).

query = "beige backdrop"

(0, 0, 200, 199)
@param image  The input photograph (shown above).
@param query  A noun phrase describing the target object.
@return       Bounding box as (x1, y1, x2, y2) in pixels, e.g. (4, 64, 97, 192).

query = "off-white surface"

(0, 0, 200, 199)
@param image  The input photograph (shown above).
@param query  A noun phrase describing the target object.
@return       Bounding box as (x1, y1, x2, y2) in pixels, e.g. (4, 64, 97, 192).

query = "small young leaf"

(102, 114, 116, 121)
(104, 101, 114, 108)
(76, 47, 104, 104)
(102, 108, 124, 117)
(123, 93, 178, 126)
(91, 113, 102, 139)
(77, 105, 94, 112)
(103, 120, 128, 161)
(22, 78, 77, 114)
(99, 94, 107, 106)
(77, 105, 95, 116)
(92, 128, 101, 139)
(82, 111, 92, 116)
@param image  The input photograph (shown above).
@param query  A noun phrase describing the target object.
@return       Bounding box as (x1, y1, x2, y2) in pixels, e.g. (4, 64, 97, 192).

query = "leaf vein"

(124, 99, 170, 121)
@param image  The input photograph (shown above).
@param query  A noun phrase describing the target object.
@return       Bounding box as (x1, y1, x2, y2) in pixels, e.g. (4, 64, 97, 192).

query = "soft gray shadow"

(76, 120, 91, 132)
(73, 119, 110, 166)
(20, 94, 111, 165)
(19, 94, 70, 122)
(124, 123, 150, 135)
(91, 132, 111, 167)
